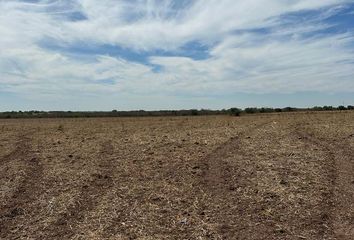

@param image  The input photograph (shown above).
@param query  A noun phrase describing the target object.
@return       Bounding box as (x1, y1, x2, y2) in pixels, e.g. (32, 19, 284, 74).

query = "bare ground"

(0, 112, 353, 239)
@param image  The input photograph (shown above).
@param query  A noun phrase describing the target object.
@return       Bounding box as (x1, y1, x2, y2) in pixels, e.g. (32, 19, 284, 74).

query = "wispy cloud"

(0, 0, 354, 109)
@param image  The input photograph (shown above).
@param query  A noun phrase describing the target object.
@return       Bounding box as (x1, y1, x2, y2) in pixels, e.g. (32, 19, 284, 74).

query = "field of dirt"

(0, 111, 353, 240)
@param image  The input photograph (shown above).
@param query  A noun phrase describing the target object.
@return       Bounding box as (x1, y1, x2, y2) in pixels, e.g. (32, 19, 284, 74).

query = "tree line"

(0, 105, 353, 119)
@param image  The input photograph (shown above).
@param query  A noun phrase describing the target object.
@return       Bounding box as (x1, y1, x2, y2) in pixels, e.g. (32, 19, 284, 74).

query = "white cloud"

(149, 32, 354, 94)
(61, 0, 352, 50)
(0, 0, 354, 103)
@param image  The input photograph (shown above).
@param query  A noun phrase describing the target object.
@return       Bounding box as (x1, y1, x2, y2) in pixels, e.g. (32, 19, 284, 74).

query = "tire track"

(294, 127, 336, 238)
(195, 119, 348, 239)
(0, 130, 43, 238)
(195, 120, 272, 239)
(0, 131, 32, 166)
(199, 121, 270, 190)
(295, 126, 354, 239)
(44, 140, 116, 239)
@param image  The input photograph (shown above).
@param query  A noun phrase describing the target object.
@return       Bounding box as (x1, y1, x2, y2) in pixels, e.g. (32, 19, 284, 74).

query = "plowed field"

(1, 112, 353, 239)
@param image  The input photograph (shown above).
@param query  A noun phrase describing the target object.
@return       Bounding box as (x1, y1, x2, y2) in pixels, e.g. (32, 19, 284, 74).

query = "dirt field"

(0, 112, 353, 240)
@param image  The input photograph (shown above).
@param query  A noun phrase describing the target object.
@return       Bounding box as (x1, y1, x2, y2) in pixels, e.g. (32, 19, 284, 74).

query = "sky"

(0, 0, 354, 111)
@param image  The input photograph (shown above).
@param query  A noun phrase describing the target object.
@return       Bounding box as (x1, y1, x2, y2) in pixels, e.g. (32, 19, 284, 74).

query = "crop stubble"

(0, 112, 353, 239)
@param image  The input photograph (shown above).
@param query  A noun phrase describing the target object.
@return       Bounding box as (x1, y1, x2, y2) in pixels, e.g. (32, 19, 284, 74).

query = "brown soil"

(0, 112, 353, 239)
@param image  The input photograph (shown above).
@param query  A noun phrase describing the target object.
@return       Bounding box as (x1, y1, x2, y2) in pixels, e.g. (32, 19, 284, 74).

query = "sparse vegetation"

(57, 124, 64, 132)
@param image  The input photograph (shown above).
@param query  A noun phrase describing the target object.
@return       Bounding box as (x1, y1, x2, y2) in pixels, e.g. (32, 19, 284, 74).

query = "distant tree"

(312, 106, 323, 111)
(191, 109, 199, 116)
(244, 108, 258, 114)
(347, 105, 354, 110)
(259, 107, 274, 113)
(229, 108, 242, 116)
(337, 105, 346, 111)
(323, 106, 333, 111)
(283, 107, 294, 112)
(259, 108, 266, 113)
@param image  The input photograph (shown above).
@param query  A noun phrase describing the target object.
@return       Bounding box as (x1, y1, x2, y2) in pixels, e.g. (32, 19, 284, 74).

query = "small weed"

(57, 125, 64, 132)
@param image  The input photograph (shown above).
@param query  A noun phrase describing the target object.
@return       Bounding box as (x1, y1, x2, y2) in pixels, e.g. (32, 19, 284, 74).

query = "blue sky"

(0, 0, 353, 111)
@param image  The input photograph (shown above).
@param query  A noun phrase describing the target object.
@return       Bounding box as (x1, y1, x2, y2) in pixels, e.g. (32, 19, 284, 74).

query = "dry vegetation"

(0, 112, 353, 239)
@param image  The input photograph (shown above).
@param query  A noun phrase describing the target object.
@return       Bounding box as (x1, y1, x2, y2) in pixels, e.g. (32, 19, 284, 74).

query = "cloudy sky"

(0, 0, 353, 111)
